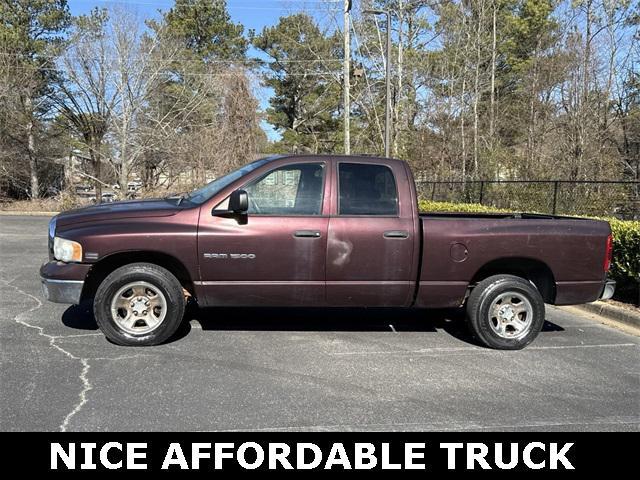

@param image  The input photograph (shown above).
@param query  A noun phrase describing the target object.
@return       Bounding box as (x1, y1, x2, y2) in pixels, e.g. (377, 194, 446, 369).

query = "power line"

(4, 64, 340, 77)
(0, 51, 343, 63)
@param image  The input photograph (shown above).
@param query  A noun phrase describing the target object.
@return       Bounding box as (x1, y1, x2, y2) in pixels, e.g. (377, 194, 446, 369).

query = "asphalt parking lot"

(1, 215, 639, 432)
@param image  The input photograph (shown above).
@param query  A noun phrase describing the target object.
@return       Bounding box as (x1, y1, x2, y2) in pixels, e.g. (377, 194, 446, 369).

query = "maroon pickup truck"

(41, 155, 615, 349)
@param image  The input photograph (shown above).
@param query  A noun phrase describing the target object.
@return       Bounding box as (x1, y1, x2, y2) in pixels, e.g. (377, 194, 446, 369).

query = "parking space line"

(327, 343, 638, 356)
(0, 234, 45, 238)
(223, 417, 640, 432)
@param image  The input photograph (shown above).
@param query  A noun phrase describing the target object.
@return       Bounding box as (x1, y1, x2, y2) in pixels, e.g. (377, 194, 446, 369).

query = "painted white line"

(224, 417, 640, 432)
(522, 343, 637, 350)
(559, 324, 606, 329)
(328, 343, 638, 356)
(0, 234, 46, 238)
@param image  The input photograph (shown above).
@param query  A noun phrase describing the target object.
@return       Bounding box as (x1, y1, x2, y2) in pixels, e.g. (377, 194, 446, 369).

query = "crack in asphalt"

(60, 359, 91, 432)
(0, 278, 148, 431)
(0, 278, 93, 432)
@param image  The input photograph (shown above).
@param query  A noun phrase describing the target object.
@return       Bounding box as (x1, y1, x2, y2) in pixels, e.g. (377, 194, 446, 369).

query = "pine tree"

(0, 0, 70, 198)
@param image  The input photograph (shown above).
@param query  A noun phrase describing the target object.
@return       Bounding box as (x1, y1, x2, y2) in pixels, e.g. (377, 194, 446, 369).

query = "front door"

(326, 161, 417, 306)
(197, 161, 329, 306)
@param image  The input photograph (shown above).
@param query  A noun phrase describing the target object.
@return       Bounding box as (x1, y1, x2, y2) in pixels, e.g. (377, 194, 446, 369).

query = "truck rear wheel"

(94, 263, 185, 346)
(465, 274, 545, 350)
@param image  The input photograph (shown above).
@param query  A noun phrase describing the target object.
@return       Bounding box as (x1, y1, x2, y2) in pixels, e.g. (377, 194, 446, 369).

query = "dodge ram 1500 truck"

(41, 155, 615, 349)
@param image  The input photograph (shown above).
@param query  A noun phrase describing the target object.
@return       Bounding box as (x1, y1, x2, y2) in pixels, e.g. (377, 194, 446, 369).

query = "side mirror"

(228, 189, 248, 213)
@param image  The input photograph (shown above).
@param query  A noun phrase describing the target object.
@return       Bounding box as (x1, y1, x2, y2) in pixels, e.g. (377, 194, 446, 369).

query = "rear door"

(197, 160, 330, 306)
(326, 161, 417, 306)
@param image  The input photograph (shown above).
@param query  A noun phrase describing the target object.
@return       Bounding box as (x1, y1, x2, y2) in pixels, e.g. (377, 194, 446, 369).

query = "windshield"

(185, 157, 275, 205)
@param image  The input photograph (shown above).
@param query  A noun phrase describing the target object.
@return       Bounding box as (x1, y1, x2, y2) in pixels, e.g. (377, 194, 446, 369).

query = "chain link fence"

(415, 179, 640, 219)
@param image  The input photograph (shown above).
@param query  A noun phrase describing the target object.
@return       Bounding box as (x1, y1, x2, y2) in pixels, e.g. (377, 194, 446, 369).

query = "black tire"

(465, 274, 545, 350)
(93, 263, 185, 346)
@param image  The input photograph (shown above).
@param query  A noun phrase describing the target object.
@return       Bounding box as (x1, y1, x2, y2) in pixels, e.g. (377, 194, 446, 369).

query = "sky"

(66, 1, 345, 140)
(67, 0, 329, 33)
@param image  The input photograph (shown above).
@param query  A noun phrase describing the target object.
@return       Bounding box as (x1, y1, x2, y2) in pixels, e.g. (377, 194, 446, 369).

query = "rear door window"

(338, 163, 398, 216)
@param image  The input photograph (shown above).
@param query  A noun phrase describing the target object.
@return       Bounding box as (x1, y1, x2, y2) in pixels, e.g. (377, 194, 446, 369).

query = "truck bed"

(415, 213, 611, 309)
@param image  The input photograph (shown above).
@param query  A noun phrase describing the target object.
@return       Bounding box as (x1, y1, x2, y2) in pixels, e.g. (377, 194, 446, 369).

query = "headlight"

(53, 237, 83, 263)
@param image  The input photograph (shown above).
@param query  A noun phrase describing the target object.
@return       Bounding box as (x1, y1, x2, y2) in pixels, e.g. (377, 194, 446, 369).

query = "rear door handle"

(383, 230, 409, 239)
(294, 230, 321, 238)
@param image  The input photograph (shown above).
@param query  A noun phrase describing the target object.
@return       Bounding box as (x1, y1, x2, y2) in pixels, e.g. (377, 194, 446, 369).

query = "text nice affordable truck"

(41, 155, 615, 349)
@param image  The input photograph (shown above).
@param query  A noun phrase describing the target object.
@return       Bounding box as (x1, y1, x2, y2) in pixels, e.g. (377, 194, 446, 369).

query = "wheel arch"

(469, 257, 556, 304)
(81, 251, 196, 302)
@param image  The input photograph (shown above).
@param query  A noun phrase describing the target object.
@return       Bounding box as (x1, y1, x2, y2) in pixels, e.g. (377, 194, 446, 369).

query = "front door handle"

(383, 230, 409, 239)
(294, 230, 321, 238)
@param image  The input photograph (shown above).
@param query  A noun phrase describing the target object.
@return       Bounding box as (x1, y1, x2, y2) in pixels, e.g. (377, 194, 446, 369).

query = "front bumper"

(40, 261, 91, 304)
(599, 279, 616, 300)
(41, 278, 84, 304)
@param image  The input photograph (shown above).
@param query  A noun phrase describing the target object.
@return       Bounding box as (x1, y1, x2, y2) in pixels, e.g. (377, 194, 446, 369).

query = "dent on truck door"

(197, 161, 329, 306)
(326, 162, 416, 307)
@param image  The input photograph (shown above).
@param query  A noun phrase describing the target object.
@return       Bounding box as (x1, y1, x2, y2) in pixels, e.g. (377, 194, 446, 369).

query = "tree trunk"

(119, 133, 128, 193)
(394, 0, 404, 157)
(65, 153, 75, 191)
(460, 14, 469, 187)
(119, 113, 129, 191)
(489, 1, 496, 139)
(527, 41, 540, 176)
(472, 1, 483, 180)
(119, 161, 127, 193)
(91, 139, 102, 203)
(461, 74, 466, 184)
(25, 98, 39, 199)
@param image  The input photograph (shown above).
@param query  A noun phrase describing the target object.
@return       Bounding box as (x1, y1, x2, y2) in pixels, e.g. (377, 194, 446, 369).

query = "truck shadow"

(61, 300, 96, 330)
(186, 305, 565, 346)
(187, 306, 477, 344)
(61, 302, 564, 347)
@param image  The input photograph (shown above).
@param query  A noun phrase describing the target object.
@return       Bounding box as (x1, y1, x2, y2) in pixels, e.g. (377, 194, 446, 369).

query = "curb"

(0, 211, 59, 216)
(570, 301, 640, 330)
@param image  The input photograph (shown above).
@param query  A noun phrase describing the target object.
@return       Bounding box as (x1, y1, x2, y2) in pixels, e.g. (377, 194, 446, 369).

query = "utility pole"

(384, 10, 391, 158)
(364, 9, 391, 157)
(343, 0, 351, 154)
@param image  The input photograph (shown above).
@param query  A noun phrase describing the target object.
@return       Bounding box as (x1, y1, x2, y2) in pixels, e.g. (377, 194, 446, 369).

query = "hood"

(55, 198, 182, 228)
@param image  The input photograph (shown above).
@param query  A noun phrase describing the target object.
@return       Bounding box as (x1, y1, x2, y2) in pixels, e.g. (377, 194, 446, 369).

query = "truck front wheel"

(465, 274, 545, 350)
(94, 263, 185, 346)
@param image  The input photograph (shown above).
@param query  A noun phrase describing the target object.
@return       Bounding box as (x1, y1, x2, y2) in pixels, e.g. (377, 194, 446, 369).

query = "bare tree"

(51, 9, 117, 202)
(109, 7, 182, 190)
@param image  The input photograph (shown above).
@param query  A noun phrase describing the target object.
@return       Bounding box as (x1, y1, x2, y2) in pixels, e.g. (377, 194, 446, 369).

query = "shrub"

(58, 191, 83, 211)
(419, 200, 513, 214)
(418, 200, 639, 306)
(607, 218, 640, 304)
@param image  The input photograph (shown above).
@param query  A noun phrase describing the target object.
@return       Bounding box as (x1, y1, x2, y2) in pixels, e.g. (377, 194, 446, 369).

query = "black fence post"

(552, 181, 559, 215)
(479, 181, 485, 205)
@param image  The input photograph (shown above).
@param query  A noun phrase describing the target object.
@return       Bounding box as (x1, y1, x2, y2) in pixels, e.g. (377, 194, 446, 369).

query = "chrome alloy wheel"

(110, 281, 167, 335)
(488, 291, 534, 340)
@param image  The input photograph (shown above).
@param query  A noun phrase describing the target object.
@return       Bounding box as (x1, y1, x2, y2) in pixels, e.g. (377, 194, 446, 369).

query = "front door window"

(244, 163, 325, 215)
